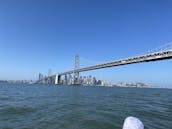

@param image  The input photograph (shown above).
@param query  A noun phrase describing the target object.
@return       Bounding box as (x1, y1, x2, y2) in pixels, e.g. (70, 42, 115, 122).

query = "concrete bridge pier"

(55, 74, 61, 84)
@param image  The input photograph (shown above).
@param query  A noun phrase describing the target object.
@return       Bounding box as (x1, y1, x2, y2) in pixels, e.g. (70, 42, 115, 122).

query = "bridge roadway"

(58, 50, 172, 75)
(43, 50, 172, 84)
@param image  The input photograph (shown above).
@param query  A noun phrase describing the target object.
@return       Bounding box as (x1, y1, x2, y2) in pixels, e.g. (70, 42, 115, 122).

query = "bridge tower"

(74, 54, 80, 84)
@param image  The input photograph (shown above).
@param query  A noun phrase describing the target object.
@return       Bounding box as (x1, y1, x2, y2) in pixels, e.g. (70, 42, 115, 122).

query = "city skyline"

(1, 0, 172, 88)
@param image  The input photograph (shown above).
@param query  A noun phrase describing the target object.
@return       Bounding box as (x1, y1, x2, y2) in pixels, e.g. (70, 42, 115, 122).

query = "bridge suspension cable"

(80, 57, 104, 67)
(146, 42, 172, 54)
(135, 41, 172, 57)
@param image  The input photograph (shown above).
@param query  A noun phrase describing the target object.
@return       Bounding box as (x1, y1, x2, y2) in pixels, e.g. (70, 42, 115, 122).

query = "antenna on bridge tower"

(74, 54, 80, 84)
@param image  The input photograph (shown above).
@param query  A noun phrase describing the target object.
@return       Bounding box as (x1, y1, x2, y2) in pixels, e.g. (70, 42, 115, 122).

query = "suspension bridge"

(37, 42, 172, 85)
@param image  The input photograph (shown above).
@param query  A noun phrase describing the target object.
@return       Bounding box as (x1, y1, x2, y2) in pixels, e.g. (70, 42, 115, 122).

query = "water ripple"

(0, 84, 172, 129)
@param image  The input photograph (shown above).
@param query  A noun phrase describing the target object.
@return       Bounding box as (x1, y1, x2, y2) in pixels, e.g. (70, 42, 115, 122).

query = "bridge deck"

(58, 50, 172, 75)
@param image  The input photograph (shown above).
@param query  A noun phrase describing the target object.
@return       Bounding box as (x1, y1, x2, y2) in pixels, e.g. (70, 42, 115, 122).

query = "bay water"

(0, 84, 172, 129)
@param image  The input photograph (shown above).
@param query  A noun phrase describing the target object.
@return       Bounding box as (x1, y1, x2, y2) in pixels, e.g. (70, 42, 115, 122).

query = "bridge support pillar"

(55, 74, 61, 85)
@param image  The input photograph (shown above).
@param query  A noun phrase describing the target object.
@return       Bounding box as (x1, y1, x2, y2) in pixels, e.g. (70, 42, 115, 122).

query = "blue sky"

(0, 0, 172, 88)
